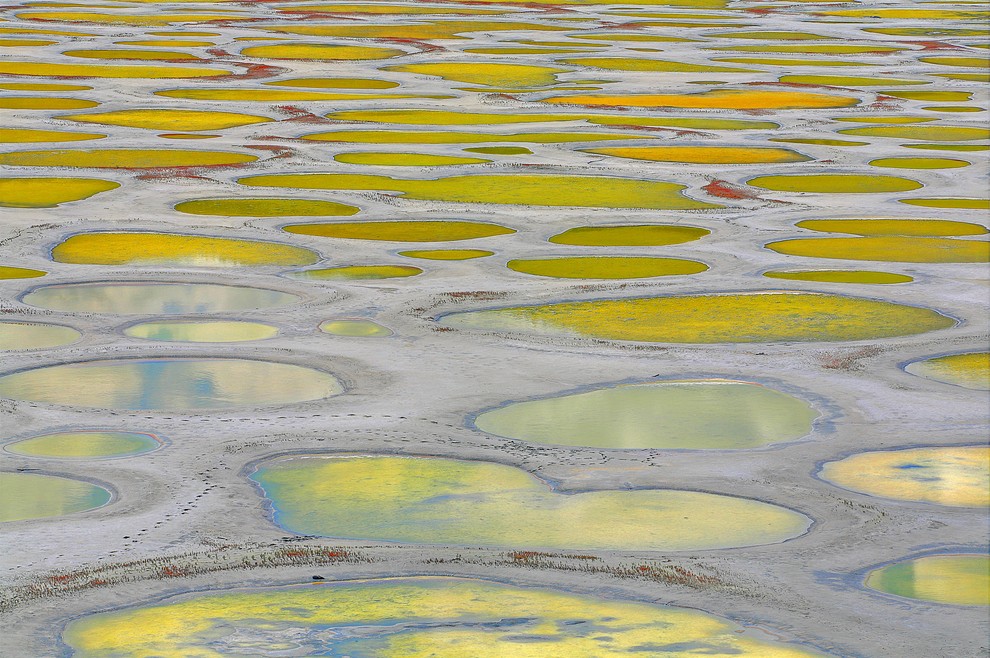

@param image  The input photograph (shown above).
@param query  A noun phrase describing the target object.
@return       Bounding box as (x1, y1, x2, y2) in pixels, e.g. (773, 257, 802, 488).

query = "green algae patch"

(0, 321, 80, 351)
(0, 97, 99, 110)
(23, 282, 299, 315)
(476, 379, 818, 450)
(293, 265, 422, 281)
(771, 138, 868, 147)
(764, 270, 912, 284)
(384, 62, 569, 88)
(60, 577, 827, 658)
(334, 152, 490, 166)
(302, 130, 641, 144)
(900, 198, 990, 210)
(320, 319, 392, 337)
(439, 292, 954, 343)
(920, 56, 990, 69)
(0, 358, 342, 410)
(0, 472, 110, 522)
(463, 146, 532, 155)
(778, 75, 928, 87)
(0, 266, 46, 279)
(821, 446, 988, 507)
(559, 56, 756, 73)
(284, 220, 513, 242)
(550, 224, 709, 246)
(866, 555, 990, 606)
(0, 177, 119, 207)
(870, 157, 970, 170)
(175, 198, 359, 217)
(880, 91, 973, 102)
(63, 48, 204, 61)
(714, 56, 868, 67)
(924, 105, 985, 113)
(266, 77, 399, 89)
(0, 61, 230, 78)
(399, 249, 493, 260)
(545, 89, 858, 110)
(53, 232, 318, 267)
(748, 174, 922, 193)
(155, 89, 441, 102)
(585, 145, 809, 164)
(832, 117, 936, 125)
(59, 108, 272, 131)
(0, 128, 105, 143)
(0, 149, 257, 169)
(241, 173, 721, 210)
(251, 455, 810, 550)
(6, 431, 159, 459)
(766, 237, 989, 263)
(241, 43, 404, 60)
(712, 44, 904, 54)
(507, 256, 707, 279)
(838, 126, 990, 141)
(906, 352, 989, 391)
(125, 320, 279, 343)
(794, 219, 987, 237)
(903, 144, 990, 152)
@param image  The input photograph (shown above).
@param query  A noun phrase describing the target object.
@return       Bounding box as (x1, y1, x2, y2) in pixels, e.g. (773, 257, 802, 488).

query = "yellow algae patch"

(818, 7, 988, 19)
(464, 46, 592, 55)
(334, 152, 489, 166)
(63, 48, 203, 61)
(15, 11, 251, 25)
(52, 232, 318, 267)
(241, 173, 721, 210)
(880, 90, 972, 102)
(149, 30, 220, 36)
(320, 319, 392, 337)
(934, 73, 990, 82)
(508, 256, 708, 279)
(125, 320, 279, 342)
(5, 431, 160, 459)
(175, 197, 359, 217)
(59, 108, 272, 131)
(0, 266, 46, 279)
(572, 33, 697, 42)
(779, 75, 928, 87)
(0, 82, 92, 91)
(293, 265, 422, 280)
(710, 30, 831, 40)
(0, 128, 103, 143)
(772, 138, 867, 147)
(0, 38, 56, 47)
(0, 61, 229, 78)
(155, 89, 436, 101)
(870, 157, 970, 169)
(268, 21, 569, 41)
(0, 97, 98, 110)
(832, 117, 936, 124)
(903, 144, 989, 152)
(838, 126, 990, 141)
(281, 4, 505, 14)
(241, 43, 404, 60)
(464, 146, 532, 155)
(115, 40, 216, 47)
(712, 44, 903, 54)
(716, 57, 867, 67)
(439, 292, 954, 343)
(748, 174, 922, 194)
(550, 224, 709, 246)
(399, 249, 492, 260)
(866, 555, 990, 606)
(252, 455, 810, 550)
(900, 198, 990, 210)
(266, 77, 398, 89)
(61, 577, 828, 658)
(0, 26, 95, 36)
(920, 56, 990, 69)
(0, 148, 257, 169)
(586, 145, 809, 164)
(283, 220, 513, 242)
(766, 237, 989, 263)
(384, 62, 568, 88)
(0, 177, 119, 207)
(925, 106, 985, 113)
(302, 130, 641, 144)
(906, 352, 989, 391)
(795, 219, 987, 237)
(0, 473, 110, 523)
(821, 446, 989, 507)
(545, 89, 858, 109)
(764, 270, 912, 284)
(559, 57, 755, 73)
(0, 321, 80, 350)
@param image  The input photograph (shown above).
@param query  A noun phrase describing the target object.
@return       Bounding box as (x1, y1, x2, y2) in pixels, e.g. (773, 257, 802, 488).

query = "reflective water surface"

(866, 555, 990, 606)
(0, 472, 111, 522)
(22, 282, 299, 314)
(5, 431, 160, 459)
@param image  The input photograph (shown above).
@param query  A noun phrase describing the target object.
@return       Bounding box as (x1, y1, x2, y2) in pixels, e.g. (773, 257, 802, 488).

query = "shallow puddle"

(905, 352, 989, 390)
(777, 75, 927, 87)
(0, 61, 230, 78)
(771, 138, 867, 147)
(560, 56, 755, 73)
(820, 446, 988, 507)
(22, 282, 299, 314)
(0, 321, 80, 351)
(870, 158, 970, 169)
(154, 89, 440, 102)
(52, 232, 318, 267)
(866, 555, 990, 606)
(5, 431, 160, 459)
(549, 224, 709, 246)
(283, 220, 513, 242)
(748, 174, 922, 193)
(61, 577, 825, 657)
(0, 358, 342, 410)
(241, 43, 405, 60)
(0, 149, 257, 169)
(0, 128, 105, 143)
(124, 320, 279, 343)
(0, 265, 46, 279)
(763, 270, 913, 284)
(384, 62, 568, 87)
(838, 126, 990, 141)
(0, 177, 119, 208)
(241, 173, 721, 210)
(475, 379, 818, 449)
(0, 472, 111, 522)
(766, 237, 988, 263)
(63, 48, 204, 62)
(543, 88, 858, 109)
(175, 197, 358, 217)
(439, 292, 954, 343)
(585, 145, 809, 164)
(463, 146, 532, 155)
(794, 219, 987, 237)
(399, 249, 493, 260)
(302, 129, 641, 144)
(59, 109, 273, 131)
(291, 265, 422, 281)
(320, 319, 392, 337)
(251, 455, 810, 550)
(266, 77, 399, 89)
(334, 152, 490, 166)
(507, 256, 708, 279)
